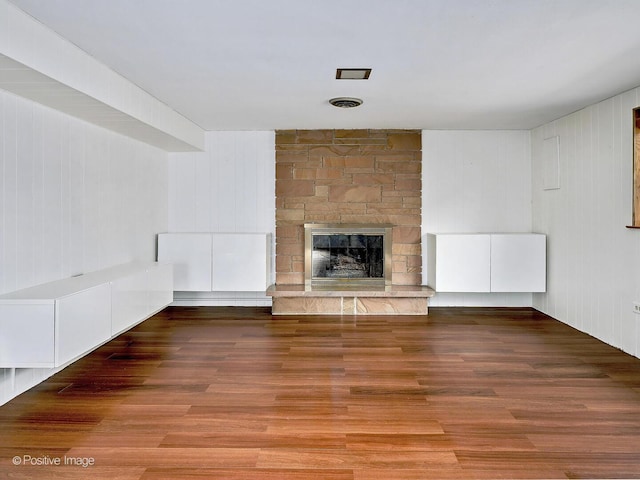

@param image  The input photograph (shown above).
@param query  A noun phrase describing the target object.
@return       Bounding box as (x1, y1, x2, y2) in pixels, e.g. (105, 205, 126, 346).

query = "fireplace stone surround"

(267, 129, 434, 314)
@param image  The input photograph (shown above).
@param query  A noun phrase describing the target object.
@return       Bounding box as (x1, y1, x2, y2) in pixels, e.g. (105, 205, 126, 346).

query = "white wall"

(531, 88, 640, 358)
(0, 0, 205, 151)
(168, 131, 275, 306)
(422, 130, 533, 306)
(0, 89, 169, 404)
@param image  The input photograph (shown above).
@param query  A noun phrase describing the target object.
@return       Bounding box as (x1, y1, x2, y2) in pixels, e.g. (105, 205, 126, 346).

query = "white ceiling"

(8, 0, 640, 131)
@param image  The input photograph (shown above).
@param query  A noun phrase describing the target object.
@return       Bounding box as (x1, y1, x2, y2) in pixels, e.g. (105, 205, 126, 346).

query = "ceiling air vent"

(329, 97, 363, 108)
(336, 68, 371, 80)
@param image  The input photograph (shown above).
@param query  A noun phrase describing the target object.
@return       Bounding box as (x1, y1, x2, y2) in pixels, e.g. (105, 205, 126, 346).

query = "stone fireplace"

(266, 129, 433, 314)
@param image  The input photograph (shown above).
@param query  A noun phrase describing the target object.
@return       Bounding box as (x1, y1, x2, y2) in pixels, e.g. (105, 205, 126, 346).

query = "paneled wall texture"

(275, 129, 422, 286)
(422, 130, 534, 307)
(532, 86, 640, 358)
(0, 89, 168, 405)
(0, 90, 168, 295)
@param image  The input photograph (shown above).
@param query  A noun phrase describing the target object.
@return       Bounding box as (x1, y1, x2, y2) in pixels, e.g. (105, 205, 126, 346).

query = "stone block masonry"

(275, 129, 422, 286)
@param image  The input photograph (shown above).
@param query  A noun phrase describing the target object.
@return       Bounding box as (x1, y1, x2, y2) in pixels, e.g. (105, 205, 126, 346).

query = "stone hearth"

(267, 284, 434, 315)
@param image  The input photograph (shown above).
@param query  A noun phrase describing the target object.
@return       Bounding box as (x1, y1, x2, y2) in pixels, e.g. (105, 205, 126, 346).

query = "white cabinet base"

(490, 234, 546, 293)
(158, 234, 212, 291)
(0, 262, 173, 368)
(433, 234, 491, 292)
(158, 233, 271, 292)
(56, 283, 111, 366)
(0, 304, 54, 367)
(426, 233, 546, 293)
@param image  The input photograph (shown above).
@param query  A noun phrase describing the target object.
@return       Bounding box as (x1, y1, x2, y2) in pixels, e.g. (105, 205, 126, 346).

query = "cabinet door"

(147, 263, 174, 314)
(212, 234, 269, 291)
(111, 270, 148, 336)
(56, 283, 111, 366)
(435, 234, 491, 292)
(490, 234, 546, 292)
(0, 304, 55, 368)
(158, 233, 212, 291)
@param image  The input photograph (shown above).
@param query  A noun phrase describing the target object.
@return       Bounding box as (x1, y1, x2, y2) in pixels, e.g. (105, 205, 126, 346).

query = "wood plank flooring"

(1, 306, 640, 479)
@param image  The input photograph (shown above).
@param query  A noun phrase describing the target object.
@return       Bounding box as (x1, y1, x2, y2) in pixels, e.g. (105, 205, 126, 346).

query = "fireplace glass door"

(312, 234, 383, 279)
(305, 224, 392, 290)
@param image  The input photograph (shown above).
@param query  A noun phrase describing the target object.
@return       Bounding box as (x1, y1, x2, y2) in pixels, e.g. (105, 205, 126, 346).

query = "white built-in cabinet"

(157, 233, 271, 292)
(0, 262, 173, 368)
(111, 263, 174, 336)
(426, 233, 546, 293)
(157, 234, 213, 291)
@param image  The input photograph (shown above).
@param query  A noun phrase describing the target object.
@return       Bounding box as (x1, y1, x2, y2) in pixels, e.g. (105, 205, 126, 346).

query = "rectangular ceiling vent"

(336, 68, 371, 80)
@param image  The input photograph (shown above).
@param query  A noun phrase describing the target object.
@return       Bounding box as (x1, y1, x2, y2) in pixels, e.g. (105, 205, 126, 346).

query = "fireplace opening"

(305, 224, 392, 290)
(312, 234, 383, 279)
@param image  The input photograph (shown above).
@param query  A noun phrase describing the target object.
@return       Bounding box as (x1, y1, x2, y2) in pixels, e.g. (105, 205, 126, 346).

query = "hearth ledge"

(266, 284, 434, 315)
(267, 284, 434, 297)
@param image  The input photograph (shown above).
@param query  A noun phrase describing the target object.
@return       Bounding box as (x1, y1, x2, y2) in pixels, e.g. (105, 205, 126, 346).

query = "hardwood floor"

(1, 306, 640, 479)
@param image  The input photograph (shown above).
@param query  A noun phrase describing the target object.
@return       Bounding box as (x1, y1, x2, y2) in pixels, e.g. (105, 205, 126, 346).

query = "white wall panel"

(16, 100, 33, 288)
(41, 108, 64, 283)
(168, 131, 275, 306)
(422, 130, 533, 306)
(2, 94, 18, 293)
(532, 86, 640, 359)
(0, 88, 169, 404)
(194, 151, 212, 232)
(213, 132, 240, 231)
(0, 94, 5, 294)
(168, 154, 198, 232)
